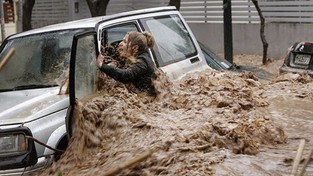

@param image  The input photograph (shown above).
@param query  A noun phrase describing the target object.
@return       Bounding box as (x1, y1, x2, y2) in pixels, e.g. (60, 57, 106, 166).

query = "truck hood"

(0, 87, 69, 125)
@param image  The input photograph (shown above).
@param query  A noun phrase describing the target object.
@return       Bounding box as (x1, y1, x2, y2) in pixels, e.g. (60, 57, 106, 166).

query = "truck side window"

(74, 35, 98, 99)
(140, 15, 197, 67)
(101, 23, 139, 47)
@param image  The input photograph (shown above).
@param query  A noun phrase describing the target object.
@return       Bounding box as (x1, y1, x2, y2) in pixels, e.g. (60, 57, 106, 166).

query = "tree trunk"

(22, 0, 35, 31)
(252, 0, 269, 64)
(168, 0, 181, 10)
(86, 0, 110, 17)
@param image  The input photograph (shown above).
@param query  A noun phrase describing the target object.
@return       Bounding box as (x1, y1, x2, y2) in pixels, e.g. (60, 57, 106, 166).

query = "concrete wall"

(189, 23, 313, 59)
(0, 23, 17, 41)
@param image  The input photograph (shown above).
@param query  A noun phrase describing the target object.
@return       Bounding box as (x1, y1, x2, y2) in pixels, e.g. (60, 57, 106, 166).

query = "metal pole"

(15, 0, 23, 33)
(0, 0, 6, 41)
(223, 0, 233, 64)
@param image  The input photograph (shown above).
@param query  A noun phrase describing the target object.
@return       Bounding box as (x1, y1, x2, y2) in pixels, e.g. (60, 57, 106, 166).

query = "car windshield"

(0, 29, 84, 92)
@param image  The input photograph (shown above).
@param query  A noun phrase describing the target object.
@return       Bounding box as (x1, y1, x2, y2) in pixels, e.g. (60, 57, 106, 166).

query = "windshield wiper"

(12, 84, 58, 91)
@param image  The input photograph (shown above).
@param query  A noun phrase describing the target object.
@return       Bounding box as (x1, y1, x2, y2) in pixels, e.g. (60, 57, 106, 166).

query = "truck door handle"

(190, 57, 199, 64)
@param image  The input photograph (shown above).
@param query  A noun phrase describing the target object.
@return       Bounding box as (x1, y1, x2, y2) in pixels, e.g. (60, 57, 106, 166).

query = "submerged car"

(0, 6, 210, 175)
(279, 41, 313, 77)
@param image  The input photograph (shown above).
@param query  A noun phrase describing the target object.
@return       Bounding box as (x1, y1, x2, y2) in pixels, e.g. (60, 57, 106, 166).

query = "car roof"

(9, 6, 177, 39)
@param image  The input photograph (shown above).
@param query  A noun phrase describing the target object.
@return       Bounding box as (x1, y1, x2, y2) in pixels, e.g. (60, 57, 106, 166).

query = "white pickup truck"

(0, 6, 210, 175)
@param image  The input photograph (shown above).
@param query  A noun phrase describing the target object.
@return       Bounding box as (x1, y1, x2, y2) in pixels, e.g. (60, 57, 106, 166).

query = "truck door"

(66, 31, 99, 138)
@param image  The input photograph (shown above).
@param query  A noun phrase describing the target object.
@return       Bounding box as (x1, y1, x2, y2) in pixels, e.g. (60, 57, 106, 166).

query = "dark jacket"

(99, 51, 156, 95)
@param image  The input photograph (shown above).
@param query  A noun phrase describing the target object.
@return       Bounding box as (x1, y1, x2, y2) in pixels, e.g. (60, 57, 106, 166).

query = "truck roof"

(10, 6, 177, 39)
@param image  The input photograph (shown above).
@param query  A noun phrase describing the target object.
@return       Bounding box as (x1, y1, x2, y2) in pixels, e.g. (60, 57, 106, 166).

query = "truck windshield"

(0, 29, 83, 92)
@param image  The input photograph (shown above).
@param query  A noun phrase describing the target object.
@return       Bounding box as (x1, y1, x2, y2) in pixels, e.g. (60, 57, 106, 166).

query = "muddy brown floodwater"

(36, 55, 312, 176)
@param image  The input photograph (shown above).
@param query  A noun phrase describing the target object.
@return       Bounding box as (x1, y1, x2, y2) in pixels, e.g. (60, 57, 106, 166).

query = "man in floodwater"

(96, 31, 156, 96)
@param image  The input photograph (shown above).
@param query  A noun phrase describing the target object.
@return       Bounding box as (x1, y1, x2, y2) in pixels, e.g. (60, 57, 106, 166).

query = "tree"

(22, 0, 35, 31)
(252, 0, 269, 64)
(168, 0, 181, 10)
(86, 0, 110, 17)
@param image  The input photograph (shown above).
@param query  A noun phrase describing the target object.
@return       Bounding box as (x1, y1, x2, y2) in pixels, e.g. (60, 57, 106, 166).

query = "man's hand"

(96, 53, 105, 68)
